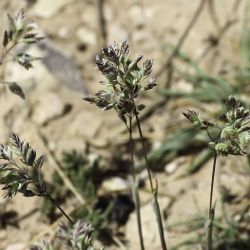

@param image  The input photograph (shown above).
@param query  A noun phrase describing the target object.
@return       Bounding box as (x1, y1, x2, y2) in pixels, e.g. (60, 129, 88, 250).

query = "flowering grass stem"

(207, 152, 217, 250)
(45, 193, 74, 225)
(128, 116, 145, 250)
(134, 111, 168, 250)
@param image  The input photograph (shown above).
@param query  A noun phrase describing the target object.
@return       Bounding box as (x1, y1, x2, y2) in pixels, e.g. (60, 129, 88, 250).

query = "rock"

(103, 4, 113, 22)
(32, 91, 68, 125)
(38, 42, 87, 94)
(174, 80, 193, 93)
(80, 9, 97, 30)
(165, 157, 186, 174)
(76, 26, 97, 46)
(100, 177, 130, 193)
(32, 0, 74, 18)
(6, 243, 25, 250)
(129, 5, 144, 28)
(108, 24, 128, 43)
(0, 230, 6, 241)
(132, 30, 150, 44)
(57, 27, 70, 39)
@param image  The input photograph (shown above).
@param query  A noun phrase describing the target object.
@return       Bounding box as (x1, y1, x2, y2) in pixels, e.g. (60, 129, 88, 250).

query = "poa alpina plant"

(83, 40, 167, 250)
(31, 220, 102, 250)
(183, 95, 250, 250)
(0, 133, 74, 224)
(0, 134, 103, 249)
(0, 9, 103, 250)
(0, 9, 43, 99)
(0, 9, 75, 225)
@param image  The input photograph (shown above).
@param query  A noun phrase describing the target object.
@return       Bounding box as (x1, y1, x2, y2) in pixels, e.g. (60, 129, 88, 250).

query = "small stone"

(129, 5, 144, 28)
(165, 157, 186, 174)
(76, 27, 97, 46)
(103, 4, 113, 22)
(132, 30, 150, 44)
(108, 24, 128, 43)
(58, 27, 70, 39)
(32, 91, 67, 125)
(0, 230, 6, 240)
(32, 0, 74, 18)
(165, 161, 178, 174)
(6, 243, 25, 250)
(100, 177, 130, 192)
(174, 80, 193, 93)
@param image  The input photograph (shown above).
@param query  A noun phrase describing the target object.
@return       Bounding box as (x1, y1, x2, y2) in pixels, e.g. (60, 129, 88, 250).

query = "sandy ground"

(0, 0, 249, 249)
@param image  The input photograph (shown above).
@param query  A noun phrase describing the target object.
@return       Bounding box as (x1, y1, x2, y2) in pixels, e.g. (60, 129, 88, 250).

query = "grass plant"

(0, 6, 249, 250)
(83, 40, 167, 250)
(183, 96, 250, 249)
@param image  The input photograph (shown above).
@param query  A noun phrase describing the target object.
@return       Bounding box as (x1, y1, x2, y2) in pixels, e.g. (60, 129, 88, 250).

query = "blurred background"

(0, 0, 249, 249)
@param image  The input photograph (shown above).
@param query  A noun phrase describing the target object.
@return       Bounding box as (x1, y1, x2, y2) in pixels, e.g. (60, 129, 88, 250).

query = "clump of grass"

(83, 40, 167, 250)
(183, 95, 250, 250)
(0, 133, 107, 249)
(31, 219, 103, 250)
(0, 9, 106, 249)
(0, 133, 74, 224)
(40, 150, 110, 243)
(41, 149, 102, 222)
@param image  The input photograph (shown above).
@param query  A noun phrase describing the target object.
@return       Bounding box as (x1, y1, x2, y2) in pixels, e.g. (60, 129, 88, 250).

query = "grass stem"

(207, 152, 218, 250)
(128, 116, 145, 250)
(134, 111, 168, 250)
(45, 193, 74, 225)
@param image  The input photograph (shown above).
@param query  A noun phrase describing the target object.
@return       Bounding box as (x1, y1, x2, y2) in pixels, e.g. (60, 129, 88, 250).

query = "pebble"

(32, 91, 67, 125)
(100, 177, 130, 192)
(6, 243, 25, 250)
(108, 24, 128, 43)
(32, 0, 74, 18)
(76, 26, 97, 46)
(129, 5, 144, 28)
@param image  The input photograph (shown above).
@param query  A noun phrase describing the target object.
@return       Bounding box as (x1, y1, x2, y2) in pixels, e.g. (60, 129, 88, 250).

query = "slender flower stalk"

(128, 116, 145, 250)
(45, 193, 74, 224)
(134, 111, 154, 191)
(134, 110, 167, 250)
(207, 152, 217, 250)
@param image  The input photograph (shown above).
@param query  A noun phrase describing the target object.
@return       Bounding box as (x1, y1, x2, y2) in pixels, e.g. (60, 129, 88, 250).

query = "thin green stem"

(134, 111, 154, 192)
(45, 193, 74, 224)
(206, 129, 215, 142)
(128, 116, 145, 250)
(134, 110, 168, 250)
(207, 152, 218, 250)
(128, 116, 136, 180)
(0, 42, 17, 65)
